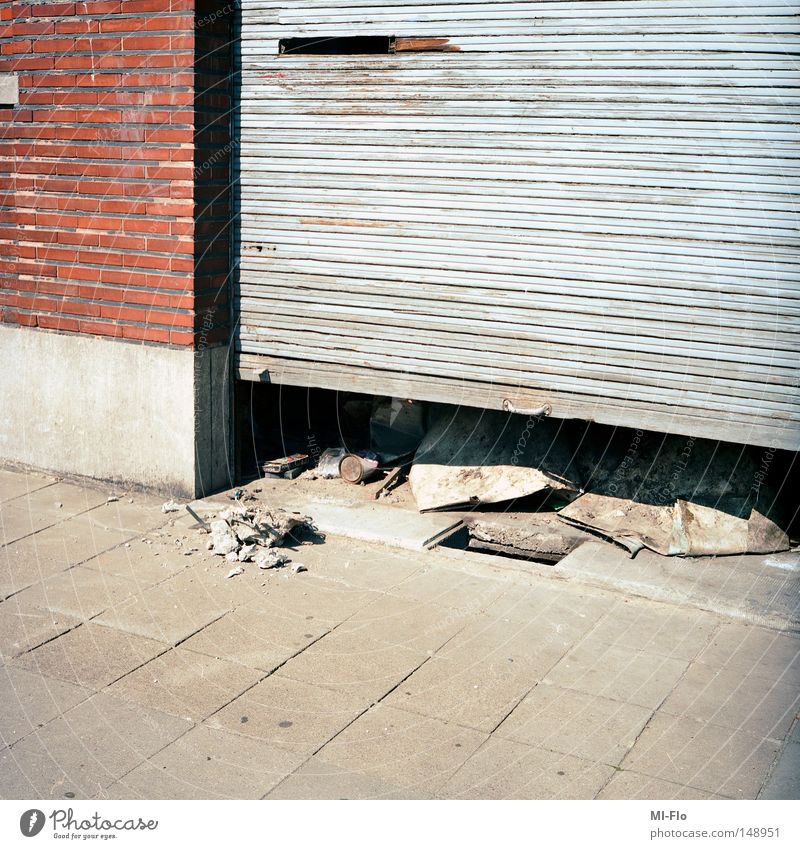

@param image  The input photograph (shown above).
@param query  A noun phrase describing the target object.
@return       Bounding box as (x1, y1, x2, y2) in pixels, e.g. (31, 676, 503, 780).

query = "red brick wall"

(0, 0, 231, 346)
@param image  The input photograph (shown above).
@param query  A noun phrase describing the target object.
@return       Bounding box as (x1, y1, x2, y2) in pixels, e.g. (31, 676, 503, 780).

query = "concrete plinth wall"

(0, 325, 231, 497)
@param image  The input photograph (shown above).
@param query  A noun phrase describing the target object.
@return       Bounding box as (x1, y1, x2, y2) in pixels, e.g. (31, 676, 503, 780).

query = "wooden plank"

(235, 353, 800, 450)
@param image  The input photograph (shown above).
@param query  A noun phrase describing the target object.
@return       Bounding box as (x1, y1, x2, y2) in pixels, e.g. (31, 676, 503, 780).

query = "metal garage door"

(236, 1, 800, 450)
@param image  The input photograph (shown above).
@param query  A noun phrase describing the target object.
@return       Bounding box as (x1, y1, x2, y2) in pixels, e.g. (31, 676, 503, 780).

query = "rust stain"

(393, 37, 460, 53)
(300, 217, 390, 228)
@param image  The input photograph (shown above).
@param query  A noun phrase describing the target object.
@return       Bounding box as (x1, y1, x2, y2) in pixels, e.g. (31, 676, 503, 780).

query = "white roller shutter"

(236, 1, 800, 450)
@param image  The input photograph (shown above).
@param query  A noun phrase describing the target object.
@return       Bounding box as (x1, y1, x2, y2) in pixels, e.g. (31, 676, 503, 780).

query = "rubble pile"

(202, 504, 316, 575)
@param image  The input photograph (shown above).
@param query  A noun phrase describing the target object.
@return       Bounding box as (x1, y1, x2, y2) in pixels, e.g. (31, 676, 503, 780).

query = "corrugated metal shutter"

(236, 1, 800, 450)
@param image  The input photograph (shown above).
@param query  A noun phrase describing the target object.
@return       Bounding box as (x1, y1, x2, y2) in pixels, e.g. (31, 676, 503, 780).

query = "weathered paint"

(236, 1, 800, 450)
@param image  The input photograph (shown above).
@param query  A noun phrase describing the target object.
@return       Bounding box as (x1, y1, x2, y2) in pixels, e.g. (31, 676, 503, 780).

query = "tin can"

(339, 453, 379, 484)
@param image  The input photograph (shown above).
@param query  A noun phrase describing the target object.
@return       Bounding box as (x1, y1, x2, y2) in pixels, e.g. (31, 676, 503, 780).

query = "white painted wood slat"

(237, 0, 800, 449)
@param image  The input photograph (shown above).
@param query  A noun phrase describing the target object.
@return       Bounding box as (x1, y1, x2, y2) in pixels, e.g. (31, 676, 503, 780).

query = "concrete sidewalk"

(1, 466, 798, 800)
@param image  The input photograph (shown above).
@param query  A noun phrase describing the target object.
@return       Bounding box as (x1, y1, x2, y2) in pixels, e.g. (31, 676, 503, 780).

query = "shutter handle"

(502, 399, 552, 418)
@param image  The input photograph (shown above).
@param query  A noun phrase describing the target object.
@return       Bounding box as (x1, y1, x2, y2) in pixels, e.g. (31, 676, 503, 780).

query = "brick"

(74, 1, 121, 12)
(78, 319, 124, 337)
(15, 21, 54, 35)
(33, 38, 75, 53)
(123, 324, 170, 343)
(73, 37, 123, 52)
(37, 313, 81, 332)
(30, 3, 76, 15)
(55, 20, 100, 34)
(122, 0, 191, 11)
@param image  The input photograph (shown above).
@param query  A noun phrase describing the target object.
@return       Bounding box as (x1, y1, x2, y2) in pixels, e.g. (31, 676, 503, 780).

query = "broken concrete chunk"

(227, 565, 244, 578)
(465, 512, 595, 563)
(209, 519, 240, 556)
(161, 500, 181, 513)
(291, 563, 308, 574)
(238, 543, 257, 562)
(254, 549, 291, 570)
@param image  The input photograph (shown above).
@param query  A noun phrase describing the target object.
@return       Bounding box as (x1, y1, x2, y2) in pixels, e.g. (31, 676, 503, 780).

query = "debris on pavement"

(254, 549, 291, 570)
(558, 430, 790, 557)
(316, 447, 348, 479)
(107, 495, 119, 503)
(237, 543, 257, 562)
(373, 465, 409, 500)
(196, 502, 317, 575)
(262, 453, 313, 479)
(161, 499, 182, 513)
(226, 565, 245, 578)
(340, 451, 380, 484)
(185, 504, 210, 531)
(291, 563, 308, 574)
(465, 512, 595, 563)
(209, 518, 239, 555)
(409, 404, 579, 511)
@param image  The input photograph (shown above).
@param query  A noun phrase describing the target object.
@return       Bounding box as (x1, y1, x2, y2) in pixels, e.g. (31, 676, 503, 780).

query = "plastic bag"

(316, 447, 348, 478)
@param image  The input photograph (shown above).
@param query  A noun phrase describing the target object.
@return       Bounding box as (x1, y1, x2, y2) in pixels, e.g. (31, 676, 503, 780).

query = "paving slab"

(0, 504, 61, 546)
(92, 568, 233, 644)
(250, 574, 383, 626)
(696, 623, 800, 684)
(278, 629, 428, 702)
(390, 565, 509, 612)
(590, 599, 720, 660)
(14, 622, 168, 691)
(338, 593, 473, 654)
(181, 605, 330, 672)
(279, 497, 464, 551)
(0, 599, 80, 660)
(495, 682, 653, 764)
(436, 614, 573, 671)
(0, 692, 191, 799)
(287, 537, 422, 592)
(0, 665, 90, 747)
(543, 640, 689, 710)
(586, 599, 719, 662)
(78, 536, 189, 588)
(206, 673, 368, 756)
(82, 498, 171, 536)
(106, 648, 262, 722)
(556, 541, 800, 631)
(597, 770, 727, 800)
(14, 566, 140, 620)
(1, 516, 137, 600)
(266, 758, 430, 800)
(312, 704, 487, 796)
(104, 725, 305, 800)
(9, 481, 108, 521)
(759, 741, 800, 800)
(485, 580, 609, 642)
(0, 469, 57, 503)
(660, 661, 800, 741)
(384, 653, 538, 733)
(622, 712, 781, 799)
(439, 736, 616, 800)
